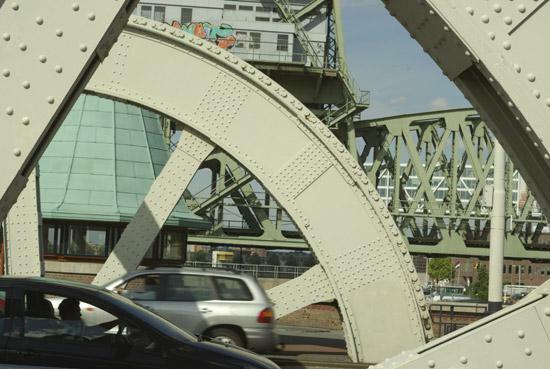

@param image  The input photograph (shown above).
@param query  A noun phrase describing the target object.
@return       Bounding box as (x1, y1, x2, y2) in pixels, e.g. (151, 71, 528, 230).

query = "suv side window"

(214, 278, 253, 301)
(165, 274, 216, 301)
(120, 275, 161, 301)
(0, 289, 12, 336)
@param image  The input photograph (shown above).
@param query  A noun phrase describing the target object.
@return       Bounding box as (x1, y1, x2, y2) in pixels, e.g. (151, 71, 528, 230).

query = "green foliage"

(469, 265, 489, 300)
(191, 250, 209, 262)
(428, 258, 452, 282)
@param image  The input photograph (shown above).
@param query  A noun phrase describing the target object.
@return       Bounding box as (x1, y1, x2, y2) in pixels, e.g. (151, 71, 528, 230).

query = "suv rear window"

(214, 278, 253, 301)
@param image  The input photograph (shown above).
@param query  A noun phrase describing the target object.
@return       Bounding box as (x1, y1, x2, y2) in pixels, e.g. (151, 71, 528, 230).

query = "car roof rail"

(145, 264, 242, 274)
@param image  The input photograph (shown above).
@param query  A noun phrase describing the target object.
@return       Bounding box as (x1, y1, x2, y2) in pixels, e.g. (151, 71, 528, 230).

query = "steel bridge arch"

(82, 17, 430, 363)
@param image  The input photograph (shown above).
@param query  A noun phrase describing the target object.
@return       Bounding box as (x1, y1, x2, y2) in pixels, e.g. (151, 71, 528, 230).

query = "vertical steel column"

(3, 170, 43, 276)
(489, 142, 505, 313)
(346, 118, 358, 161)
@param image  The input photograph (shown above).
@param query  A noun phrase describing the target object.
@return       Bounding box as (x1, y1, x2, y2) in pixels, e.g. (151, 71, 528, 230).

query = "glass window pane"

(165, 274, 216, 301)
(214, 277, 252, 301)
(67, 225, 107, 256)
(277, 34, 289, 51)
(121, 275, 161, 301)
(141, 5, 152, 18)
(162, 231, 185, 261)
(249, 32, 261, 49)
(154, 6, 165, 23)
(43, 224, 60, 254)
(236, 31, 247, 48)
(224, 4, 237, 10)
(181, 8, 192, 24)
(239, 5, 253, 11)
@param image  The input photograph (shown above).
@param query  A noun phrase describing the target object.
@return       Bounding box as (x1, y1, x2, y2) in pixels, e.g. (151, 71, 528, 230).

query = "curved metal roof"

(39, 94, 209, 229)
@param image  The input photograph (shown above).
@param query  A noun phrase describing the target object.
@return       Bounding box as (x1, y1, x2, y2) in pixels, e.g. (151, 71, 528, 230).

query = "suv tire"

(207, 327, 244, 347)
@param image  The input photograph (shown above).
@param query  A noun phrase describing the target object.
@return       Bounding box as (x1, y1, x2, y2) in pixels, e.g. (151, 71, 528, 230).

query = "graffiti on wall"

(170, 21, 237, 50)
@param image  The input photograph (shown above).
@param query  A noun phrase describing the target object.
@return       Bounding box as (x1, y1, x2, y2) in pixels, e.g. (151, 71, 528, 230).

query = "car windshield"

(98, 288, 198, 342)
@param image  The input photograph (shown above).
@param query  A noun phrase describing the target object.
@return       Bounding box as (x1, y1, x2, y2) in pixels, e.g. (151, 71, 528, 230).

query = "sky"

(340, 0, 471, 119)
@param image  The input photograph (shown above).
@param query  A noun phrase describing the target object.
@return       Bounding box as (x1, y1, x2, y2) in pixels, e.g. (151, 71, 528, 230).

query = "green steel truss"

(188, 109, 550, 260)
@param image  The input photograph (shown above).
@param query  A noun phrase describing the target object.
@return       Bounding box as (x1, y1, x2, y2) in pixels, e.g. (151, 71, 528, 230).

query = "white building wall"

(137, 0, 328, 66)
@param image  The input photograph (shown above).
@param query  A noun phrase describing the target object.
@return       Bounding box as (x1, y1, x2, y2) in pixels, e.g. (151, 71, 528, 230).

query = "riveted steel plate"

(0, 0, 138, 221)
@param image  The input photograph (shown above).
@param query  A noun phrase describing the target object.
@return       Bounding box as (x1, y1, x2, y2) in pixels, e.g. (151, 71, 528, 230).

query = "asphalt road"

(267, 326, 370, 369)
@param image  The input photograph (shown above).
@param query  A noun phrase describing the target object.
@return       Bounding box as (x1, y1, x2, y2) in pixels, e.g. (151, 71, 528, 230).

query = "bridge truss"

(1, 0, 550, 366)
(187, 109, 550, 259)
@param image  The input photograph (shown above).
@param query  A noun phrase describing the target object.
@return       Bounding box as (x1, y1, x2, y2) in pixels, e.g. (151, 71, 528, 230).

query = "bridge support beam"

(3, 170, 43, 276)
(86, 19, 431, 362)
(489, 142, 505, 313)
(92, 131, 214, 285)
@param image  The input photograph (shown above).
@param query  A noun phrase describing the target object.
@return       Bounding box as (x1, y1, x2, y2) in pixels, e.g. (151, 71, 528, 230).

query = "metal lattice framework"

(2, 0, 550, 366)
(84, 18, 430, 363)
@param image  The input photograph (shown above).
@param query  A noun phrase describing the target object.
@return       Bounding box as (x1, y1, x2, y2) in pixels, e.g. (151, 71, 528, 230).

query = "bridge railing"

(184, 260, 310, 279)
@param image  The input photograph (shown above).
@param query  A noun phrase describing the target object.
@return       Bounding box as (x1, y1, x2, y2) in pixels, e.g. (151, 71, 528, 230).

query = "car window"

(120, 275, 161, 301)
(214, 277, 253, 301)
(17, 290, 163, 367)
(0, 289, 11, 335)
(165, 274, 216, 301)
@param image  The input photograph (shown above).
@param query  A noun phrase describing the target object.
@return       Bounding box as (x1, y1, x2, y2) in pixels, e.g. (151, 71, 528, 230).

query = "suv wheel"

(207, 327, 244, 347)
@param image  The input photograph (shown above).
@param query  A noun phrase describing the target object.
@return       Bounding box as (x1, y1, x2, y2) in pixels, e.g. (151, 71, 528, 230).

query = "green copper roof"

(39, 94, 209, 229)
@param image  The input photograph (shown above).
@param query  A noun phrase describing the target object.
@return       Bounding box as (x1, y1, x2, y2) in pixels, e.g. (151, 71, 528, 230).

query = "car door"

(154, 274, 219, 335)
(3, 286, 164, 369)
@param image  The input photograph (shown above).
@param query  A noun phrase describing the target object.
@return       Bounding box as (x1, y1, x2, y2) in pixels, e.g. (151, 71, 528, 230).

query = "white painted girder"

(267, 264, 334, 318)
(0, 0, 138, 221)
(92, 129, 214, 286)
(84, 18, 431, 363)
(3, 170, 42, 276)
(373, 288, 550, 369)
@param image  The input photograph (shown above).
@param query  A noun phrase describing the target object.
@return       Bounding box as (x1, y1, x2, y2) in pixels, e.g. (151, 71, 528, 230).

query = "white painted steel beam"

(85, 18, 431, 363)
(0, 0, 138, 221)
(373, 286, 550, 369)
(267, 264, 334, 318)
(92, 130, 214, 286)
(3, 170, 42, 276)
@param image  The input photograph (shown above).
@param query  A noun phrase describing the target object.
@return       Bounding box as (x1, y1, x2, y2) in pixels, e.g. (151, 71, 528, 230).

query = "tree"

(428, 257, 452, 282)
(266, 253, 281, 266)
(469, 265, 489, 300)
(191, 250, 209, 262)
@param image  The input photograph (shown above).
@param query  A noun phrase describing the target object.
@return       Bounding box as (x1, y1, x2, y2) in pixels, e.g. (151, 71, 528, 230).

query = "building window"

(161, 231, 186, 261)
(515, 265, 519, 274)
(256, 6, 271, 12)
(67, 225, 108, 257)
(249, 32, 261, 49)
(508, 265, 512, 274)
(528, 265, 532, 274)
(181, 8, 192, 24)
(43, 224, 63, 254)
(43, 221, 186, 263)
(255, 16, 270, 22)
(141, 5, 152, 19)
(154, 6, 165, 23)
(503, 265, 506, 274)
(277, 34, 289, 51)
(239, 5, 253, 11)
(236, 31, 247, 48)
(224, 4, 237, 10)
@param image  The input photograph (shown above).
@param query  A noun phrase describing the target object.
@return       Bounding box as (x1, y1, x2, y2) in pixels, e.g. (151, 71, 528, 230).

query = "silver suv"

(104, 267, 278, 353)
